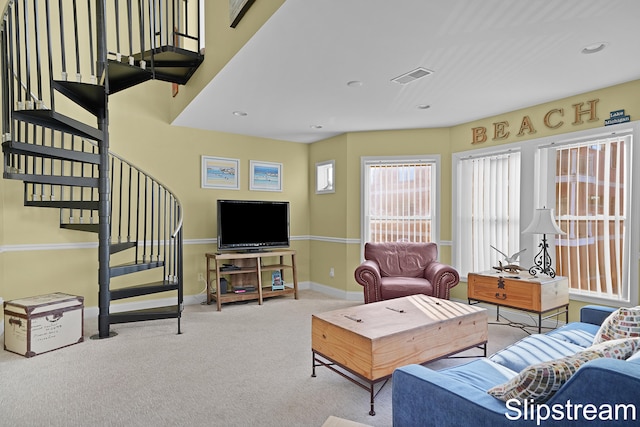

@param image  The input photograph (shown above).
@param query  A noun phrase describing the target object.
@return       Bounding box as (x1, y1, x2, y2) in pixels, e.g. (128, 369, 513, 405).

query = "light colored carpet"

(0, 290, 528, 427)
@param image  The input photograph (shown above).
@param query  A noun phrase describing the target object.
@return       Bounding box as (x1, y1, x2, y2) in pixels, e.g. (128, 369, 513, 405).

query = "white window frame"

(453, 121, 639, 305)
(360, 155, 440, 255)
(315, 160, 335, 194)
(532, 125, 638, 306)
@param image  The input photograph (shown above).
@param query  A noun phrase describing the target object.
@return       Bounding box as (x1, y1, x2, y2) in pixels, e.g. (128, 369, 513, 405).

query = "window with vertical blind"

(452, 123, 638, 304)
(361, 157, 438, 245)
(454, 151, 521, 277)
(551, 134, 632, 302)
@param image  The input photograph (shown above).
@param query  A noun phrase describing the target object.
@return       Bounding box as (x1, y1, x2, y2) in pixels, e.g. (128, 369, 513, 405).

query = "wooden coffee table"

(311, 294, 488, 415)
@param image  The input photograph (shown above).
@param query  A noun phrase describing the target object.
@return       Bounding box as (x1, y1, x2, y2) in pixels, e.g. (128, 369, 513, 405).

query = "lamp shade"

(523, 208, 566, 235)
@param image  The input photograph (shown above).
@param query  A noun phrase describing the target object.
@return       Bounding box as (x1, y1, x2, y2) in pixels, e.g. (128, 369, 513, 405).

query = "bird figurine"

(490, 245, 526, 264)
(492, 260, 526, 274)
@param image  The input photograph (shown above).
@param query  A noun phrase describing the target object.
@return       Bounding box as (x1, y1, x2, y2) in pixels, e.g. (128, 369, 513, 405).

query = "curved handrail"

(106, 146, 183, 238)
(83, 138, 183, 239)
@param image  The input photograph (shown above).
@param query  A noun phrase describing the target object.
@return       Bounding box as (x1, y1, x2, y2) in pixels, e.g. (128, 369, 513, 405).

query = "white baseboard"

(81, 281, 334, 320)
(84, 289, 563, 331)
(307, 282, 364, 302)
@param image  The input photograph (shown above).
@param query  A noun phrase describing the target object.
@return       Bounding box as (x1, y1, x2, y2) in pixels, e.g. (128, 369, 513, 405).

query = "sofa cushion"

(487, 338, 640, 404)
(437, 359, 517, 391)
(379, 277, 433, 300)
(593, 306, 640, 344)
(489, 334, 584, 373)
(546, 322, 598, 347)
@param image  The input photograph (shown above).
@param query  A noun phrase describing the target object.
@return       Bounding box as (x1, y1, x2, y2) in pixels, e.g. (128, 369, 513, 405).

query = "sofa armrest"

(580, 305, 616, 326)
(354, 260, 382, 303)
(424, 262, 460, 300)
(392, 365, 515, 427)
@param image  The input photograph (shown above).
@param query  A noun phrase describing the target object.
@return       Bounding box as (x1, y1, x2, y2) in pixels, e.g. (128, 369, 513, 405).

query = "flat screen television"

(217, 199, 290, 251)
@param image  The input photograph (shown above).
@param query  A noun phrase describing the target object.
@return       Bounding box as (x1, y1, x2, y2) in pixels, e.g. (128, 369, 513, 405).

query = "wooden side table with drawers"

(467, 271, 569, 333)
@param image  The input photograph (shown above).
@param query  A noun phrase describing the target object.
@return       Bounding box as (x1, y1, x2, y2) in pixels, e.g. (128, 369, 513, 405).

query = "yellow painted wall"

(307, 127, 454, 296)
(308, 135, 349, 293)
(0, 0, 296, 308)
(450, 80, 640, 152)
(304, 81, 640, 311)
(448, 79, 640, 309)
(168, 0, 286, 122)
(1, 0, 638, 320)
(2, 76, 639, 314)
(0, 77, 310, 306)
(309, 135, 348, 238)
(344, 128, 454, 295)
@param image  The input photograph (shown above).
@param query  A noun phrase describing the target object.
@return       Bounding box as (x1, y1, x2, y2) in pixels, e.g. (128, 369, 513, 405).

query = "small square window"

(316, 160, 335, 194)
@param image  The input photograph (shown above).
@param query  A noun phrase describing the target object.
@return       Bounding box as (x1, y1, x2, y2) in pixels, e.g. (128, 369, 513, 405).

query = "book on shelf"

(272, 271, 285, 291)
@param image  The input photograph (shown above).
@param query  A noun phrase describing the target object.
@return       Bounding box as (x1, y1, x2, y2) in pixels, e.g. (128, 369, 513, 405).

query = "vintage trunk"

(4, 293, 84, 357)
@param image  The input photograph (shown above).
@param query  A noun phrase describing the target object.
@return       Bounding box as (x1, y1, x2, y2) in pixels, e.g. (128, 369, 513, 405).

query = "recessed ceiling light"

(347, 80, 363, 88)
(417, 104, 431, 110)
(310, 125, 323, 129)
(581, 42, 608, 54)
(232, 111, 247, 116)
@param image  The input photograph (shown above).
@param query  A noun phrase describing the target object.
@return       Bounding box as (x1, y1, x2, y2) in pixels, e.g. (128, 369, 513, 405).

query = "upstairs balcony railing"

(2, 0, 202, 120)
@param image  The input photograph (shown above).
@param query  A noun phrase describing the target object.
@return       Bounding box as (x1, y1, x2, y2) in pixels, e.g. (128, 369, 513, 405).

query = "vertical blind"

(456, 151, 521, 276)
(554, 135, 630, 301)
(364, 161, 434, 243)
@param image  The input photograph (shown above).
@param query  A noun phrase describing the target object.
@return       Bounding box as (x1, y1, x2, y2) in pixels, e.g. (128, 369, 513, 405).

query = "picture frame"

(229, 0, 256, 28)
(250, 160, 282, 192)
(315, 160, 335, 194)
(201, 156, 240, 189)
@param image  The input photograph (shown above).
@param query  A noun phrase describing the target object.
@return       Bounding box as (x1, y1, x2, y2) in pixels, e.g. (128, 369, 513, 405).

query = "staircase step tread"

(112, 260, 165, 268)
(12, 109, 103, 141)
(60, 223, 99, 233)
(3, 140, 100, 164)
(141, 45, 203, 61)
(110, 260, 165, 277)
(136, 46, 204, 85)
(107, 60, 152, 94)
(53, 80, 105, 117)
(4, 172, 98, 188)
(25, 199, 99, 210)
(110, 241, 137, 254)
(110, 281, 179, 300)
(109, 305, 181, 324)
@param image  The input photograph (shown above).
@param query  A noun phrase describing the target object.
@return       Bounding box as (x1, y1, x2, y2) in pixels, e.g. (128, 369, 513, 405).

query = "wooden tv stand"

(205, 250, 298, 311)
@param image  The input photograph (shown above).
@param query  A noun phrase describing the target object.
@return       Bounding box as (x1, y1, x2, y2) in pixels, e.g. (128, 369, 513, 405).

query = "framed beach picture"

(201, 156, 240, 189)
(250, 160, 282, 192)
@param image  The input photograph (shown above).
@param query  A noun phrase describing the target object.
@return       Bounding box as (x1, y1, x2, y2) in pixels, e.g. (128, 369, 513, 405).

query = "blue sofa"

(392, 305, 640, 426)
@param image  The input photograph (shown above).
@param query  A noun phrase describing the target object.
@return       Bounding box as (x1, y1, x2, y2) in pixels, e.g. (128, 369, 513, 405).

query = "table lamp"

(523, 208, 566, 277)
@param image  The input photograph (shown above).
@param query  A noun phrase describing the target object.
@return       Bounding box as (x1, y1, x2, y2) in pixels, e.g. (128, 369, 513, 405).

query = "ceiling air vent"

(391, 67, 434, 85)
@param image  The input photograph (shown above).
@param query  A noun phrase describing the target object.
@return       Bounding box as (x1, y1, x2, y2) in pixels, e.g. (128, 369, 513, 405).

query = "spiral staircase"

(1, 0, 203, 338)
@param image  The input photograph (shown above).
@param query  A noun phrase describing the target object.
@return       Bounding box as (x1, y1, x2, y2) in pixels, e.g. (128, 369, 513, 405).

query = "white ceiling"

(172, 0, 640, 143)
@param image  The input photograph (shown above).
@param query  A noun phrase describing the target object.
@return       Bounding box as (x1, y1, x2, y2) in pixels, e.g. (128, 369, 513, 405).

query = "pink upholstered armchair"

(354, 242, 460, 304)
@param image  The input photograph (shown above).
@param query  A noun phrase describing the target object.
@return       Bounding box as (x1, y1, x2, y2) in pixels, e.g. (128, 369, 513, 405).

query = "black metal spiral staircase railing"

(1, 0, 203, 338)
